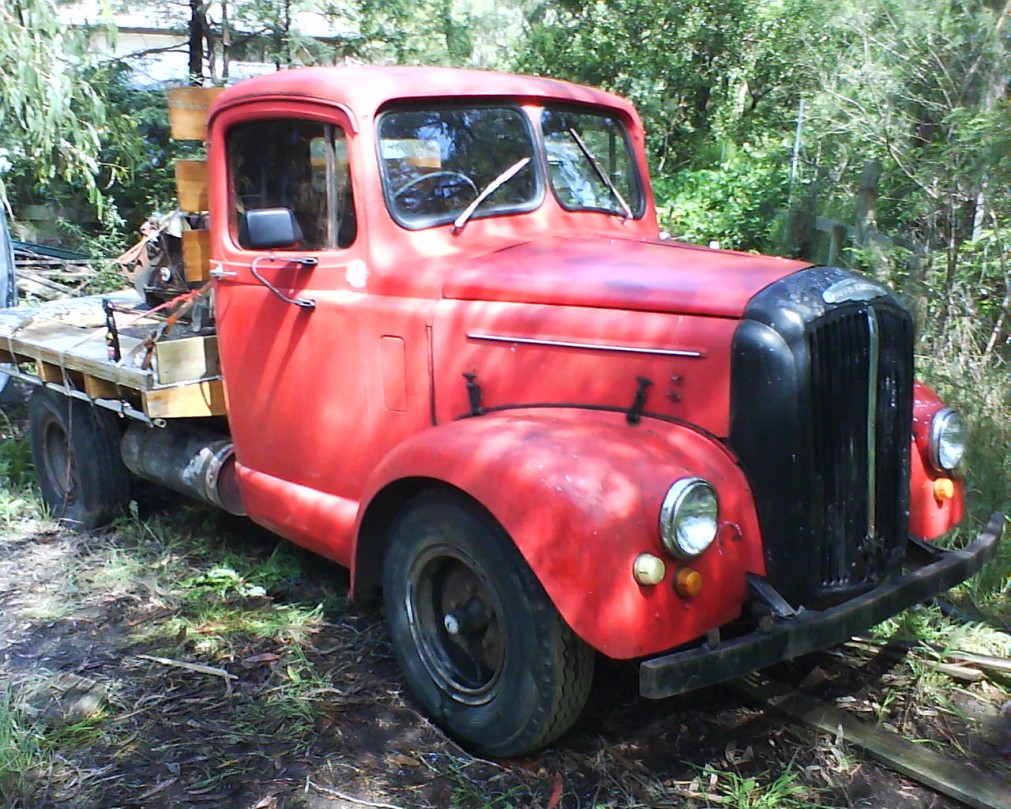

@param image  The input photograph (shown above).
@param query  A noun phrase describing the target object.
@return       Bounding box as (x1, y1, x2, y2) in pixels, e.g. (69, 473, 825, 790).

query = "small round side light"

(633, 553, 667, 586)
(674, 567, 703, 598)
(933, 478, 955, 501)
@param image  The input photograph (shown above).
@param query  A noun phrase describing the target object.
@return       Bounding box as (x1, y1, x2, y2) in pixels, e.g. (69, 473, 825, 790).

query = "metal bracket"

(463, 372, 484, 416)
(627, 376, 653, 425)
(746, 573, 797, 620)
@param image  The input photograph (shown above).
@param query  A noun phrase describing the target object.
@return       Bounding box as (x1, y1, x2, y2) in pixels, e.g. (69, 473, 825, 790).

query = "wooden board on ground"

(730, 677, 1011, 809)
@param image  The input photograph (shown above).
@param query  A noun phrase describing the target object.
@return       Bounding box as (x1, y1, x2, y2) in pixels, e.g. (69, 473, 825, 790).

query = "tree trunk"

(188, 0, 206, 86)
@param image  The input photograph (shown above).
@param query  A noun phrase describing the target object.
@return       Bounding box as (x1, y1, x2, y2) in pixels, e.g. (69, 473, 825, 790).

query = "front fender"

(909, 382, 965, 539)
(356, 408, 765, 659)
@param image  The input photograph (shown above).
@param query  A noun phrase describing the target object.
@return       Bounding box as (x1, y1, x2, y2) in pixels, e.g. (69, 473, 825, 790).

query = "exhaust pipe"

(121, 422, 245, 515)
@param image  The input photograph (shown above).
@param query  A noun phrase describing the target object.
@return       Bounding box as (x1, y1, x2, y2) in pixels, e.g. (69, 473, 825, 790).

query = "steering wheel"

(393, 171, 478, 199)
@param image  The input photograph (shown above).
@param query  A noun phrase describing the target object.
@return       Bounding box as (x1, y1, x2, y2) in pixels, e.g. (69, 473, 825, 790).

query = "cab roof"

(209, 65, 639, 126)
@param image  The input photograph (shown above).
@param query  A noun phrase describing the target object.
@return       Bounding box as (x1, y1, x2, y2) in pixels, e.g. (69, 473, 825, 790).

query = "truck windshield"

(378, 106, 538, 229)
(541, 107, 643, 217)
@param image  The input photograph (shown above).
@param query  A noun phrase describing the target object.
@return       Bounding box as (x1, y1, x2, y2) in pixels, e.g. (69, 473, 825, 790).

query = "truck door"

(212, 110, 368, 561)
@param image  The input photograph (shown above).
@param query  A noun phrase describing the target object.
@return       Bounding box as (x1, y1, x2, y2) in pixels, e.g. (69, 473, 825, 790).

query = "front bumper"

(640, 512, 1004, 699)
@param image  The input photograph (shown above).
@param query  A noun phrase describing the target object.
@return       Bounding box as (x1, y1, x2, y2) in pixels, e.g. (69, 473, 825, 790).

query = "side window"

(228, 119, 356, 250)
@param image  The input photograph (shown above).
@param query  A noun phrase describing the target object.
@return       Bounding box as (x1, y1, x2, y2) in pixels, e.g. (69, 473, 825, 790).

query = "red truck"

(0, 66, 1001, 756)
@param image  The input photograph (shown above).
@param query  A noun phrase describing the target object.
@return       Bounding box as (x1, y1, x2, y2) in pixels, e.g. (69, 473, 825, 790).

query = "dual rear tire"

(28, 388, 130, 529)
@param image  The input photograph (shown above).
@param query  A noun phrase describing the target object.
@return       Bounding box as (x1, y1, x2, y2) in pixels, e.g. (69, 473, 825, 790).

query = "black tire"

(382, 492, 594, 757)
(28, 388, 131, 529)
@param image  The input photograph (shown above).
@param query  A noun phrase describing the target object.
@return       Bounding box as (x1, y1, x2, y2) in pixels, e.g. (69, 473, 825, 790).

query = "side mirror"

(242, 208, 302, 250)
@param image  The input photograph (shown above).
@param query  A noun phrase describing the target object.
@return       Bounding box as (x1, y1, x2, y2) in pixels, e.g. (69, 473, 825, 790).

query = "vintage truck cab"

(3, 66, 1001, 757)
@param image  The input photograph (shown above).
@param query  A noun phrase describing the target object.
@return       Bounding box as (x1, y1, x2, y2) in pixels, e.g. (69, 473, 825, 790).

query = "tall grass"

(918, 327, 1010, 615)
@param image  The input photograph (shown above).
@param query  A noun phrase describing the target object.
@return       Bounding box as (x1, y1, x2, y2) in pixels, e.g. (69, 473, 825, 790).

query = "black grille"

(807, 306, 912, 598)
(730, 268, 914, 608)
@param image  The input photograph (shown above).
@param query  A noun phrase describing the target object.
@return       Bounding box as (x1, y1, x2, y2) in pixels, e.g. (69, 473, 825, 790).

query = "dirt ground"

(1, 403, 1009, 809)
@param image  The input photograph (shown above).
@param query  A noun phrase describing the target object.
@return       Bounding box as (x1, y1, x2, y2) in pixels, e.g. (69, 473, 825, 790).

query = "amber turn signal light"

(674, 567, 703, 598)
(933, 477, 955, 501)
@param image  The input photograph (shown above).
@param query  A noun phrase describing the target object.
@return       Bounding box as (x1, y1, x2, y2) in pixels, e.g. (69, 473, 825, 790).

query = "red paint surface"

(203, 66, 949, 661)
(909, 383, 966, 539)
(444, 237, 808, 318)
(356, 410, 766, 659)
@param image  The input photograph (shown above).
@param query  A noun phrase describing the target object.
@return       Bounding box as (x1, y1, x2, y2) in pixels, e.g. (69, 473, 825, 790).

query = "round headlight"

(659, 478, 719, 559)
(929, 408, 966, 472)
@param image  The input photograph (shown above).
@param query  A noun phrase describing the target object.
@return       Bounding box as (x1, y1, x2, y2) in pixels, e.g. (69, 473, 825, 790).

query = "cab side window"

(228, 119, 356, 250)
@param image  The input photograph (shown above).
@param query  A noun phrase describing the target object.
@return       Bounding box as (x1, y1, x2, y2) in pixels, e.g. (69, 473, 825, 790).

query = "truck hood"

(443, 237, 812, 318)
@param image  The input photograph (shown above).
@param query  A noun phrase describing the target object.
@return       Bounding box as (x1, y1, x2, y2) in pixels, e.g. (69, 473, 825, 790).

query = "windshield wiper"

(451, 157, 532, 234)
(566, 128, 633, 219)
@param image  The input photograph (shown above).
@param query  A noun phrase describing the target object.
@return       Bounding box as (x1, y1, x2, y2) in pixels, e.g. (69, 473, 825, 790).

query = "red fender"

(909, 383, 965, 539)
(355, 408, 765, 659)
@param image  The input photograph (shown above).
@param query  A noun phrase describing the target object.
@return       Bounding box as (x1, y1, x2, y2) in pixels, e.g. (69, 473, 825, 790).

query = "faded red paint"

(909, 382, 966, 539)
(204, 66, 966, 661)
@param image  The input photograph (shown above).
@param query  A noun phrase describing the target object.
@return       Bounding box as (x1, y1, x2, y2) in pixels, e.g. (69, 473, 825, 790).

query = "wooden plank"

(175, 160, 209, 211)
(38, 361, 62, 383)
(730, 678, 1011, 809)
(167, 87, 224, 140)
(0, 346, 14, 364)
(84, 375, 120, 400)
(4, 327, 153, 391)
(182, 230, 211, 283)
(154, 335, 220, 385)
(144, 379, 226, 419)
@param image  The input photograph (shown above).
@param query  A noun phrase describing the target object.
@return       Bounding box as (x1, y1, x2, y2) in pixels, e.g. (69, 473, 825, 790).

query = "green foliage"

(519, 0, 830, 168)
(698, 762, 825, 809)
(0, 0, 139, 217)
(0, 410, 33, 489)
(352, 0, 528, 67)
(654, 139, 790, 251)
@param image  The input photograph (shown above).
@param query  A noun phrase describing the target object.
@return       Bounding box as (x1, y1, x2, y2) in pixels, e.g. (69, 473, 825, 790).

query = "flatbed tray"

(0, 291, 224, 422)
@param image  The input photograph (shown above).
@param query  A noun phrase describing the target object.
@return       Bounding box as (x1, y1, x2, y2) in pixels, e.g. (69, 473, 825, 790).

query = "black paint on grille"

(730, 268, 914, 609)
(807, 306, 912, 598)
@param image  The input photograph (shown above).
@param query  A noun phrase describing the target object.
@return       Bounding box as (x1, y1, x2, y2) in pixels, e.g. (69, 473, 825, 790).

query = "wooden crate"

(182, 230, 211, 283)
(167, 87, 224, 140)
(154, 335, 220, 385)
(175, 160, 209, 211)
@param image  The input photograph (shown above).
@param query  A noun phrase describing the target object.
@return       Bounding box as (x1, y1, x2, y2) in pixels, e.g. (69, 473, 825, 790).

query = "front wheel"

(382, 493, 594, 757)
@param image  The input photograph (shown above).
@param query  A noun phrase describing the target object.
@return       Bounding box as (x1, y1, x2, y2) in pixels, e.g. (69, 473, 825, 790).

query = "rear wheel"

(28, 388, 130, 529)
(382, 492, 594, 756)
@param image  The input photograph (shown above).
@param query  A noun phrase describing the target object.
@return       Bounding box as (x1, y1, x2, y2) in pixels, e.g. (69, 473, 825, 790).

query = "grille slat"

(806, 305, 912, 597)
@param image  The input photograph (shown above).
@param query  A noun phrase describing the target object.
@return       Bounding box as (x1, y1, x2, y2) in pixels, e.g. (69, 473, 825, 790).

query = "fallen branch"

(136, 654, 237, 681)
(307, 779, 405, 809)
(846, 639, 986, 682)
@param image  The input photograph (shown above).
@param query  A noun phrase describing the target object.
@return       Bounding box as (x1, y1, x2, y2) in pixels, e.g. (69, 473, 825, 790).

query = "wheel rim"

(405, 544, 506, 706)
(41, 416, 77, 505)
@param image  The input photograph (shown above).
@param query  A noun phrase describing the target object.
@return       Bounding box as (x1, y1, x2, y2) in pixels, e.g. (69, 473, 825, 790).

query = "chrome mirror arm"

(250, 255, 317, 310)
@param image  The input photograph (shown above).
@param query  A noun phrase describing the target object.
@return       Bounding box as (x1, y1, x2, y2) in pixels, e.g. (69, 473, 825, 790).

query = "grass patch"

(0, 408, 44, 529)
(698, 763, 826, 809)
(0, 685, 42, 807)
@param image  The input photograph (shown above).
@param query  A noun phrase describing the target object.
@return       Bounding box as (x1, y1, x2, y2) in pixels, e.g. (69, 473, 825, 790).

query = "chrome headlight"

(929, 408, 966, 472)
(659, 478, 719, 559)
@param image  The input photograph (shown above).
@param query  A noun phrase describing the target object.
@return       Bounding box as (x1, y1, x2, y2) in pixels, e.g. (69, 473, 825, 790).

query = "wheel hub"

(407, 547, 506, 705)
